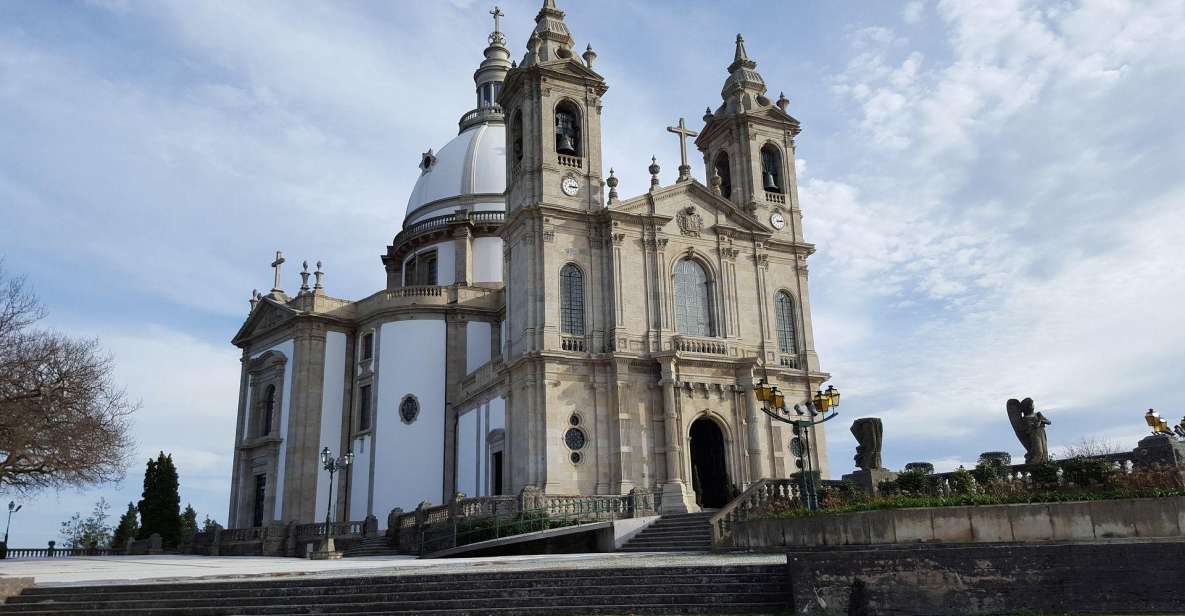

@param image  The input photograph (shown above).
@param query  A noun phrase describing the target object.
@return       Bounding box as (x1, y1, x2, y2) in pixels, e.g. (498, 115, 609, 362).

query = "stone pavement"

(0, 552, 785, 587)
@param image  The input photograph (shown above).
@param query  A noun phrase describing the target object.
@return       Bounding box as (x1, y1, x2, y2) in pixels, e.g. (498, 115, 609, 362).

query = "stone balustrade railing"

(709, 478, 801, 545)
(388, 487, 660, 554)
(560, 335, 586, 352)
(557, 154, 583, 169)
(765, 191, 786, 205)
(672, 335, 729, 356)
(392, 210, 506, 248)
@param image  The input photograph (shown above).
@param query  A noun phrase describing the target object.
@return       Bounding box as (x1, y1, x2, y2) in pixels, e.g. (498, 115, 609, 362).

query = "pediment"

(611, 180, 773, 238)
(231, 298, 301, 347)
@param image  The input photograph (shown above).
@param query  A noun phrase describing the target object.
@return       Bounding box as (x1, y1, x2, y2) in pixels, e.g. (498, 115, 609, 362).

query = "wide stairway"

(618, 511, 715, 552)
(342, 535, 403, 558)
(0, 565, 787, 615)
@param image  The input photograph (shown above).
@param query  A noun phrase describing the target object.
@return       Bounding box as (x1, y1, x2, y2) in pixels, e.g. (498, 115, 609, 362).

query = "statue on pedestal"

(1007, 397, 1051, 464)
(851, 418, 884, 470)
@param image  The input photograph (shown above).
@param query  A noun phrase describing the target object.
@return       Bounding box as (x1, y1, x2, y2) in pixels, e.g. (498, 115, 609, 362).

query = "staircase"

(618, 511, 715, 552)
(0, 565, 788, 615)
(342, 535, 403, 558)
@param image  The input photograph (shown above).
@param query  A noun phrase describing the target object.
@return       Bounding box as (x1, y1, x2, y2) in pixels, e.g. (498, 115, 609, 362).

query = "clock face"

(561, 176, 580, 196)
(770, 212, 786, 230)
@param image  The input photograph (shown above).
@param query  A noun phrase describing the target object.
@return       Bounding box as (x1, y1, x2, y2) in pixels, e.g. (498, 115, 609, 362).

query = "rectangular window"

(252, 474, 266, 527)
(361, 332, 374, 360)
(358, 384, 372, 432)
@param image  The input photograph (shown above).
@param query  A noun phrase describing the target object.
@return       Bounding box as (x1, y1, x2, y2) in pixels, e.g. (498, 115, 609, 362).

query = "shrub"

(904, 462, 934, 474)
(948, 466, 977, 495)
(1026, 459, 1061, 487)
(1061, 457, 1119, 488)
(972, 455, 1011, 485)
(894, 469, 931, 495)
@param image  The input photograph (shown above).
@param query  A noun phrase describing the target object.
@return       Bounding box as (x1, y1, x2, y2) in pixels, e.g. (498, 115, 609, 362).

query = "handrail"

(394, 210, 506, 249)
(709, 478, 801, 545)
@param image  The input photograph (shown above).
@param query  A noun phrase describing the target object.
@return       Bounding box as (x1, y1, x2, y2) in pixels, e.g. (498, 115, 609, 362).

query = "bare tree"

(0, 263, 136, 494)
(1060, 436, 1122, 459)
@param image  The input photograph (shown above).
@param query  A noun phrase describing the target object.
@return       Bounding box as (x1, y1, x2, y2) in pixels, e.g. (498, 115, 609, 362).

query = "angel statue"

(1007, 398, 1052, 463)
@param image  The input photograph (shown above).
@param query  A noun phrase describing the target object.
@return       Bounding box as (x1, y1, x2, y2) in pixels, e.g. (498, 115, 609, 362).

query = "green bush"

(1061, 457, 1118, 487)
(948, 466, 977, 495)
(1026, 459, 1060, 486)
(894, 469, 931, 495)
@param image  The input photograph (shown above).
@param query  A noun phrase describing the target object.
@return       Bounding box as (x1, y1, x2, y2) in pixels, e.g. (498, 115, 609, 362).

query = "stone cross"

(270, 251, 285, 293)
(490, 5, 503, 32)
(666, 117, 699, 182)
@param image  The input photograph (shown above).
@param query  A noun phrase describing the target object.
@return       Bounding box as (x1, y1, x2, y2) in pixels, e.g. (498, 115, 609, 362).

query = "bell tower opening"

(554, 101, 581, 157)
(689, 417, 730, 508)
(761, 144, 783, 193)
(713, 151, 732, 199)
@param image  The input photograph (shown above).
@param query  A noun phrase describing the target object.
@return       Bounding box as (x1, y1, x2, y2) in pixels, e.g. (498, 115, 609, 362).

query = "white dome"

(405, 123, 506, 224)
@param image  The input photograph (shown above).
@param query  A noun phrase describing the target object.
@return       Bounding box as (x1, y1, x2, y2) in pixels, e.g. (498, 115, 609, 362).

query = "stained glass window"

(775, 292, 797, 355)
(674, 259, 715, 337)
(560, 264, 585, 336)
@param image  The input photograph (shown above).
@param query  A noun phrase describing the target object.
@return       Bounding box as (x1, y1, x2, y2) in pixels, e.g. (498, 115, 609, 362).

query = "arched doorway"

(689, 417, 730, 508)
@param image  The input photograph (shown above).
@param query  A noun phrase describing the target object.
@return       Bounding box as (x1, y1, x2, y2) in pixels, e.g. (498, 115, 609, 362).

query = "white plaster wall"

(314, 331, 346, 521)
(456, 410, 478, 497)
(482, 398, 506, 496)
(472, 237, 503, 283)
(373, 320, 446, 527)
(465, 321, 492, 374)
(349, 434, 372, 519)
(402, 242, 455, 286)
(249, 339, 294, 520)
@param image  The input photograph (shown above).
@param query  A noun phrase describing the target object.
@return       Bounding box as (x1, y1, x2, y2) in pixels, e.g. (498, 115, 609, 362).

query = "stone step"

(0, 602, 788, 616)
(18, 566, 783, 598)
(632, 527, 712, 537)
(9, 573, 778, 605)
(1, 583, 784, 612)
(0, 591, 787, 615)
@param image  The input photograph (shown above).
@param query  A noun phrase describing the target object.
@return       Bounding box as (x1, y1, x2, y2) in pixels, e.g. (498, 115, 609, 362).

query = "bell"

(763, 171, 779, 192)
(556, 134, 577, 156)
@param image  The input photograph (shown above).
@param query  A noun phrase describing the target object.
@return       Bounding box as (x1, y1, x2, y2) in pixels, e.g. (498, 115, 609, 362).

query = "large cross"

(490, 6, 503, 33)
(666, 117, 699, 182)
(270, 250, 285, 292)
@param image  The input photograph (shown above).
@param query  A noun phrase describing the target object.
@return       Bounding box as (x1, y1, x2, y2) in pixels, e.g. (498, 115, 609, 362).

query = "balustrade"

(765, 191, 786, 205)
(557, 154, 583, 169)
(673, 335, 728, 355)
(560, 335, 586, 352)
(709, 478, 802, 545)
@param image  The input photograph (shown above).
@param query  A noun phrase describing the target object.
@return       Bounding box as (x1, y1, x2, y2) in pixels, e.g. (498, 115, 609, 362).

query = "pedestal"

(308, 536, 342, 560)
(660, 481, 698, 514)
(841, 468, 898, 496)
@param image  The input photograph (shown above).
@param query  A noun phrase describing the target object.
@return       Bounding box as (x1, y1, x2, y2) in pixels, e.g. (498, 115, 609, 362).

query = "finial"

(649, 156, 661, 188)
(709, 171, 722, 195)
(776, 91, 789, 111)
(583, 43, 597, 68)
(489, 5, 506, 46)
(249, 289, 260, 311)
(270, 251, 285, 293)
(606, 167, 618, 204)
(703, 106, 713, 123)
(511, 59, 517, 68)
(313, 261, 324, 291)
(734, 33, 749, 63)
(299, 260, 310, 293)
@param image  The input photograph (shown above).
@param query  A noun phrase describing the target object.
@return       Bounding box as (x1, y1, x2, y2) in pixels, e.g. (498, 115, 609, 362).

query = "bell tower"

(499, 0, 608, 214)
(695, 35, 803, 239)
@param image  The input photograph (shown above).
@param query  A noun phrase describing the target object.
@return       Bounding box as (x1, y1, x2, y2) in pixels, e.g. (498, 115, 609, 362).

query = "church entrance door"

(689, 418, 729, 508)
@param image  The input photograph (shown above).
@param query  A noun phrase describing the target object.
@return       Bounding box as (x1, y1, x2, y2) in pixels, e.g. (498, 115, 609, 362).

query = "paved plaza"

(0, 552, 785, 587)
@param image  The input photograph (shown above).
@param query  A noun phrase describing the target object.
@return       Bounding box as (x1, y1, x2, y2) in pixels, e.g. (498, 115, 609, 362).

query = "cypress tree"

(137, 452, 182, 549)
(111, 502, 138, 550)
(180, 504, 198, 538)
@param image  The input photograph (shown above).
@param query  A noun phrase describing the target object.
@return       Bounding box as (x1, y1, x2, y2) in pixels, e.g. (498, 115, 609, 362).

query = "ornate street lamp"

(2, 501, 20, 559)
(755, 379, 841, 511)
(1145, 409, 1175, 436)
(312, 447, 353, 559)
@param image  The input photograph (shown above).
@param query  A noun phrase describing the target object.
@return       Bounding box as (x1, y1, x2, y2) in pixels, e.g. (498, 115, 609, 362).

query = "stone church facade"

(227, 1, 830, 529)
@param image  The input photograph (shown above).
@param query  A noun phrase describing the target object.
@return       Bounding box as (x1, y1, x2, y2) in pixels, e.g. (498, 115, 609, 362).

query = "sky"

(2, 0, 1183, 547)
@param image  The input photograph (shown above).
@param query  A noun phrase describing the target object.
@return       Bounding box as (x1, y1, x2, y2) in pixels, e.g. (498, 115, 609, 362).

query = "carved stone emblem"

(676, 206, 703, 237)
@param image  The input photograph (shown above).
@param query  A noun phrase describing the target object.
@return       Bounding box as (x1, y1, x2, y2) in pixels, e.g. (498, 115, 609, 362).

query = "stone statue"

(850, 418, 884, 471)
(1007, 398, 1051, 463)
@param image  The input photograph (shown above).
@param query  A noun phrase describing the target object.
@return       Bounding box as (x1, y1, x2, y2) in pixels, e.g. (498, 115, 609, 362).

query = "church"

(227, 1, 831, 531)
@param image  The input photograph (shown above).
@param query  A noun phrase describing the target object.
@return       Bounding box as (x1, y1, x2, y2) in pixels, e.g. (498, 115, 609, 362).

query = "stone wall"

(786, 539, 1185, 615)
(731, 496, 1185, 549)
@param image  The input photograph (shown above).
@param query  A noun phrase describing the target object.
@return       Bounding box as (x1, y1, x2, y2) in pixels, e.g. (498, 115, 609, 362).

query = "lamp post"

(754, 380, 841, 511)
(2, 501, 20, 559)
(311, 447, 353, 560)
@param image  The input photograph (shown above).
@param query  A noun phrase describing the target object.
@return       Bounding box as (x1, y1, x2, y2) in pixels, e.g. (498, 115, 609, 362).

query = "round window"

(570, 451, 582, 464)
(564, 427, 586, 450)
(399, 396, 420, 424)
(569, 414, 580, 426)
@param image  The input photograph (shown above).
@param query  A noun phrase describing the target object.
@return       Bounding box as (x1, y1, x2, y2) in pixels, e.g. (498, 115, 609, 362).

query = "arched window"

(774, 291, 797, 355)
(714, 151, 732, 198)
(674, 259, 715, 337)
(511, 110, 523, 163)
(554, 102, 581, 156)
(261, 384, 276, 436)
(560, 263, 585, 336)
(761, 144, 783, 193)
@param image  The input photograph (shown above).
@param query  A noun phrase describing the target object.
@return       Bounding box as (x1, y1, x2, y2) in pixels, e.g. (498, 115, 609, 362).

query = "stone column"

(737, 367, 767, 483)
(658, 356, 694, 512)
(282, 322, 328, 523)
